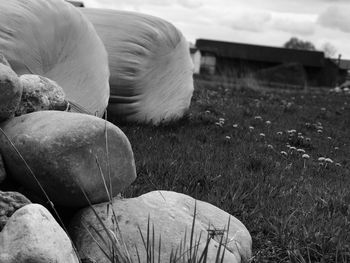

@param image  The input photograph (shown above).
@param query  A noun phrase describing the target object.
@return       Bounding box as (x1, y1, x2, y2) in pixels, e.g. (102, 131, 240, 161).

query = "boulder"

(0, 204, 79, 263)
(0, 191, 31, 231)
(70, 191, 252, 263)
(0, 63, 22, 121)
(0, 154, 5, 184)
(0, 0, 109, 117)
(15, 74, 68, 116)
(82, 9, 194, 124)
(0, 111, 136, 207)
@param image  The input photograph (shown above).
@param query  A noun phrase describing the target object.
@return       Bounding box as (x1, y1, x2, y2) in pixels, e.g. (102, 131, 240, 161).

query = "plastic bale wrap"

(0, 0, 110, 117)
(82, 8, 194, 124)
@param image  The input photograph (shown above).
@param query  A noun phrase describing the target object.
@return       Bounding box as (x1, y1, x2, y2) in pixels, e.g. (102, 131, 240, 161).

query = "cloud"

(272, 17, 315, 36)
(221, 11, 272, 32)
(317, 5, 350, 33)
(177, 0, 202, 8)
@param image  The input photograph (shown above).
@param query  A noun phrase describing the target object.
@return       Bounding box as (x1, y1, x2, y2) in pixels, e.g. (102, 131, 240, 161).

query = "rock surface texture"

(70, 191, 252, 263)
(0, 63, 22, 121)
(0, 0, 110, 117)
(82, 8, 194, 124)
(15, 74, 68, 116)
(0, 204, 79, 263)
(0, 191, 31, 231)
(0, 111, 136, 207)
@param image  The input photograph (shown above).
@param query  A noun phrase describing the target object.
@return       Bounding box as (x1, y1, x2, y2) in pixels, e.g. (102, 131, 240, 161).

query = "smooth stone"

(0, 191, 31, 231)
(0, 63, 22, 121)
(15, 74, 68, 116)
(0, 204, 79, 263)
(0, 111, 136, 207)
(69, 191, 252, 263)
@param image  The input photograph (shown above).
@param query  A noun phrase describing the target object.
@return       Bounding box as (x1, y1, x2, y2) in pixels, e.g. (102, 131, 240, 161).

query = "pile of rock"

(0, 53, 252, 262)
(0, 0, 252, 261)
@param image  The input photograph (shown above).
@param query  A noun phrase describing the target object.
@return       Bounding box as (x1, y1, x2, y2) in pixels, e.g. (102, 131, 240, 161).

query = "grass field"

(110, 79, 350, 262)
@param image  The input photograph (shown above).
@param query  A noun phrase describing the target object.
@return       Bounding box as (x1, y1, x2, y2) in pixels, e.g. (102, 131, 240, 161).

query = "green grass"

(109, 79, 350, 262)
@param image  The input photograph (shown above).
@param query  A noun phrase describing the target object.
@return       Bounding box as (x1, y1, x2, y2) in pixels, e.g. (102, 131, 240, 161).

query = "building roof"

(66, 1, 84, 7)
(195, 39, 325, 67)
(332, 59, 350, 70)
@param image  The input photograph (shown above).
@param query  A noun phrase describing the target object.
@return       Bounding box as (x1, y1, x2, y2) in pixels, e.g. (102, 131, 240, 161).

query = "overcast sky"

(83, 0, 350, 59)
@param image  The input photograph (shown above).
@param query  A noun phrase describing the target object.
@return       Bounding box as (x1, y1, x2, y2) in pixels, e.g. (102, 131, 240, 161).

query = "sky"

(83, 0, 350, 59)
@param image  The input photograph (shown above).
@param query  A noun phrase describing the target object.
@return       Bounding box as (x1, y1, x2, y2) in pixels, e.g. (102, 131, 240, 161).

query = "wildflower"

(298, 132, 302, 136)
(219, 118, 225, 123)
(305, 137, 311, 142)
(335, 163, 342, 167)
(305, 122, 311, 127)
(276, 131, 283, 135)
(265, 120, 271, 125)
(302, 154, 310, 159)
(232, 124, 238, 128)
(298, 135, 304, 140)
(286, 144, 291, 148)
(321, 107, 326, 111)
(281, 151, 288, 156)
(288, 129, 297, 134)
(289, 146, 296, 151)
(267, 144, 273, 149)
(215, 122, 223, 127)
(317, 130, 323, 134)
(334, 147, 339, 150)
(225, 136, 231, 140)
(205, 110, 211, 114)
(249, 126, 254, 131)
(254, 116, 262, 120)
(318, 157, 326, 162)
(325, 158, 333, 164)
(259, 133, 265, 137)
(327, 137, 332, 140)
(317, 122, 322, 126)
(297, 149, 305, 153)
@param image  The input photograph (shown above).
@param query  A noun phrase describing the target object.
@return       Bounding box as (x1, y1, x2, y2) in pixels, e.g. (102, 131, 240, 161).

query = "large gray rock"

(0, 63, 22, 121)
(0, 111, 136, 207)
(0, 191, 31, 231)
(15, 74, 68, 116)
(0, 204, 79, 263)
(70, 191, 252, 263)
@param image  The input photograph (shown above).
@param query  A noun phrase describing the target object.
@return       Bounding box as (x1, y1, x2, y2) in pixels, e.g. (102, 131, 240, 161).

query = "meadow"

(110, 78, 350, 262)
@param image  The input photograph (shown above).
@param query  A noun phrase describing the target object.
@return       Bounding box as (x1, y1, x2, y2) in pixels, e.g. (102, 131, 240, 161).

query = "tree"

(283, 37, 316, 51)
(321, 42, 337, 58)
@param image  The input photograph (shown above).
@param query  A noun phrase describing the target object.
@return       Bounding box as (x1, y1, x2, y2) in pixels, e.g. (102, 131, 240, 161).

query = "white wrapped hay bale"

(0, 0, 110, 117)
(82, 8, 194, 124)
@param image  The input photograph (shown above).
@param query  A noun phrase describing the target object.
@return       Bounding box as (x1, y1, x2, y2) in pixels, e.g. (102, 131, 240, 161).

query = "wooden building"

(195, 39, 346, 87)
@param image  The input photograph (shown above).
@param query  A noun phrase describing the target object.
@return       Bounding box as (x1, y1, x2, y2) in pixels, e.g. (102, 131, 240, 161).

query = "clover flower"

(302, 154, 310, 159)
(325, 158, 333, 164)
(232, 124, 238, 128)
(281, 151, 288, 156)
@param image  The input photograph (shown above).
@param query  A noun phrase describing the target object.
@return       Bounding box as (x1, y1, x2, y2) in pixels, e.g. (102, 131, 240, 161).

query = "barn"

(195, 39, 347, 88)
